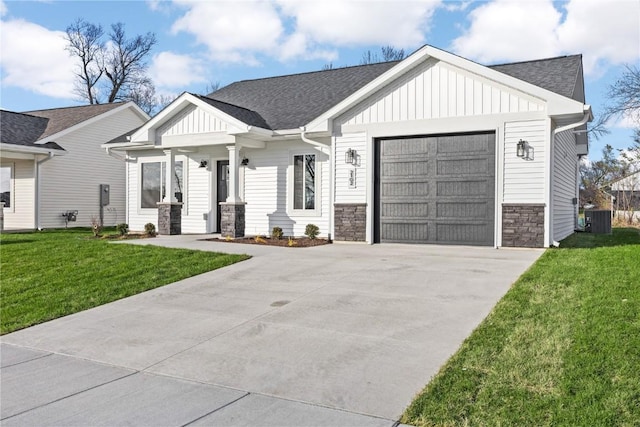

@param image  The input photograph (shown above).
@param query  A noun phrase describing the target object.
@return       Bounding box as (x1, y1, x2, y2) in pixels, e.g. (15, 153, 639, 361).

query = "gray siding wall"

(552, 129, 579, 242)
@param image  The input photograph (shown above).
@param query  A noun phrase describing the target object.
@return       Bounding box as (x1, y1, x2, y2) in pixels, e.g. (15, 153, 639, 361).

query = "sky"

(1, 0, 639, 161)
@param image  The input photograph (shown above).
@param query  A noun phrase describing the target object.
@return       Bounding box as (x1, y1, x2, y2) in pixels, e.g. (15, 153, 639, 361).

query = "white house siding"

(552, 129, 578, 242)
(38, 109, 145, 229)
(156, 104, 228, 143)
(336, 58, 544, 127)
(126, 151, 213, 234)
(243, 140, 330, 237)
(503, 120, 547, 204)
(334, 132, 367, 204)
(2, 159, 35, 229)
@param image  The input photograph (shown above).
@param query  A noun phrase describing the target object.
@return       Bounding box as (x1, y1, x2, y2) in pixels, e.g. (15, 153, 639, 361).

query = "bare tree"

(360, 46, 406, 65)
(103, 23, 157, 103)
(65, 19, 104, 104)
(321, 62, 334, 71)
(205, 81, 222, 95)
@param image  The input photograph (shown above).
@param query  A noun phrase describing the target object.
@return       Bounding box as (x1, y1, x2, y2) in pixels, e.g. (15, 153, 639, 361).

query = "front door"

(216, 160, 229, 232)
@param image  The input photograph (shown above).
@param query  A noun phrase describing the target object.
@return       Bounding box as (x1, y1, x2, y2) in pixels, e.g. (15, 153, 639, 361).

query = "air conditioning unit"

(584, 210, 612, 234)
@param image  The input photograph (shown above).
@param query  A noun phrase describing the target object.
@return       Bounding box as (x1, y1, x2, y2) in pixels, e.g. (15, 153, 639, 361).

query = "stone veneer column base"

(220, 202, 246, 238)
(157, 202, 183, 235)
(334, 203, 367, 241)
(502, 204, 545, 247)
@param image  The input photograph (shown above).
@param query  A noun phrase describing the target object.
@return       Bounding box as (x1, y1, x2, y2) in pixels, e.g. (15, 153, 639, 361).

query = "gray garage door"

(374, 132, 495, 245)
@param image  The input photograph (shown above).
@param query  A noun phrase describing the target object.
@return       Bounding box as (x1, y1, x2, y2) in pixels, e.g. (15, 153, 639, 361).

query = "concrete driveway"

(1, 237, 542, 426)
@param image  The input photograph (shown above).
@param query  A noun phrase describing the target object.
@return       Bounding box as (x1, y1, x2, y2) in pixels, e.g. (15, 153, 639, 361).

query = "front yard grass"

(0, 229, 249, 335)
(402, 228, 640, 426)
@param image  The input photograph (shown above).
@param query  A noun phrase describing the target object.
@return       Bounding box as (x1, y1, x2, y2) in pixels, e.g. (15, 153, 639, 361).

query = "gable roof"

(203, 51, 585, 131)
(0, 110, 64, 151)
(206, 61, 399, 130)
(24, 102, 130, 140)
(489, 55, 583, 101)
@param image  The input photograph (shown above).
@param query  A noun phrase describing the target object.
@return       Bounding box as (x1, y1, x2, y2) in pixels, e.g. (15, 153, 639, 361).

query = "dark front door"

(374, 132, 496, 246)
(217, 160, 229, 232)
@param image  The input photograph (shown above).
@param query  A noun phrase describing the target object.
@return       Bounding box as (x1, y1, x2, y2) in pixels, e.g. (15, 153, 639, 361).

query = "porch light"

(199, 160, 208, 168)
(241, 157, 249, 166)
(345, 148, 357, 165)
(516, 140, 526, 158)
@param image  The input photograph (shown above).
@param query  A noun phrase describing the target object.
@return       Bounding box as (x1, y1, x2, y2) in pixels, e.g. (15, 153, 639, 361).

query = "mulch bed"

(203, 236, 331, 247)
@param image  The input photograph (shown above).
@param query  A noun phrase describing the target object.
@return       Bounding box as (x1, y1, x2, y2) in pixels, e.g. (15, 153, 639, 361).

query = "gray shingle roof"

(0, 110, 64, 151)
(203, 53, 583, 130)
(24, 102, 127, 140)
(489, 55, 583, 101)
(206, 61, 399, 130)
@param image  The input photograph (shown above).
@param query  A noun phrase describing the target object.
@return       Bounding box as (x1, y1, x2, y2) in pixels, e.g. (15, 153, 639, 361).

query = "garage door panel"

(377, 132, 495, 246)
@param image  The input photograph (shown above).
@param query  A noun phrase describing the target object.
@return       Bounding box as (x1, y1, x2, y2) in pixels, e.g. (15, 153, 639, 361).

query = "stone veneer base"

(334, 203, 367, 242)
(157, 202, 183, 235)
(502, 203, 545, 247)
(220, 202, 246, 238)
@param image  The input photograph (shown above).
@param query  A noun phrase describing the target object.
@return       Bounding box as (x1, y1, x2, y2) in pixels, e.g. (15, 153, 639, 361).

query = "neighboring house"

(611, 170, 640, 222)
(0, 103, 149, 230)
(107, 45, 590, 248)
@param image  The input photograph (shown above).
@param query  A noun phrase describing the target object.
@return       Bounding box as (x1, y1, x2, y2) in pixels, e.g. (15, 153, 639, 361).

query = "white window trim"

(0, 162, 14, 213)
(138, 156, 188, 214)
(288, 151, 321, 217)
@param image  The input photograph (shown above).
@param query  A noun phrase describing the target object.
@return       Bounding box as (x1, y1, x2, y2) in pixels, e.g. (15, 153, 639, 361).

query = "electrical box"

(100, 184, 110, 207)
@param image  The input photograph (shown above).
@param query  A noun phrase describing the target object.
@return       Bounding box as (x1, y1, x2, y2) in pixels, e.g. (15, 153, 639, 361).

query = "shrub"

(115, 223, 129, 236)
(271, 226, 284, 240)
(305, 224, 320, 240)
(144, 222, 156, 236)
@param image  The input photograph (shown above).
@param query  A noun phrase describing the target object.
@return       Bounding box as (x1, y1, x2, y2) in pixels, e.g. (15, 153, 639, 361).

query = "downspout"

(35, 153, 55, 230)
(300, 126, 333, 241)
(550, 106, 592, 247)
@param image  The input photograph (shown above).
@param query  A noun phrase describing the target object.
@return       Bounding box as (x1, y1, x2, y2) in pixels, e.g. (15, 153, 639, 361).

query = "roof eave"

(0, 142, 66, 155)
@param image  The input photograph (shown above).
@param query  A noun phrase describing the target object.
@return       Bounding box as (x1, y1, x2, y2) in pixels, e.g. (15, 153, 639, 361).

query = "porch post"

(220, 144, 245, 238)
(157, 148, 182, 235)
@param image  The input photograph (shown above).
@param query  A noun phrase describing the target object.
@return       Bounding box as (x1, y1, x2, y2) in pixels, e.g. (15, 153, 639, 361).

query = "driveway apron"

(1, 236, 542, 425)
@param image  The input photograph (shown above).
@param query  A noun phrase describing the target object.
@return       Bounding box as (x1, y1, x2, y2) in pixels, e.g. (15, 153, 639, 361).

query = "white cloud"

(149, 51, 207, 89)
(169, 0, 441, 64)
(171, 0, 284, 64)
(0, 18, 75, 99)
(452, 0, 640, 75)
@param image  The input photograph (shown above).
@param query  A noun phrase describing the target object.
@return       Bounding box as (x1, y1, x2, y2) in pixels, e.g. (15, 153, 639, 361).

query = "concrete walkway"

(1, 236, 543, 426)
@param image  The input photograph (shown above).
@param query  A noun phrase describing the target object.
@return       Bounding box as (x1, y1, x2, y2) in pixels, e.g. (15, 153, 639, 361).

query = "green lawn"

(402, 228, 640, 427)
(0, 229, 249, 335)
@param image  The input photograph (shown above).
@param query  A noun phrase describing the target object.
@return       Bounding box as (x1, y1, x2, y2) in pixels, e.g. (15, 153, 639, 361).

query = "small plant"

(255, 235, 267, 244)
(288, 237, 298, 247)
(305, 223, 320, 240)
(144, 222, 156, 237)
(115, 223, 129, 236)
(225, 235, 232, 241)
(90, 215, 102, 237)
(271, 226, 284, 240)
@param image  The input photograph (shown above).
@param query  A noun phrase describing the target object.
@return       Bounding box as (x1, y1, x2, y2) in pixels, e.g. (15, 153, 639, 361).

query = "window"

(293, 154, 315, 210)
(140, 161, 183, 208)
(0, 164, 13, 210)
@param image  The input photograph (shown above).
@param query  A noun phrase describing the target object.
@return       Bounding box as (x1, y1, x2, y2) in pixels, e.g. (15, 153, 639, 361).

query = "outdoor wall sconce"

(516, 139, 526, 158)
(345, 148, 357, 165)
(199, 160, 208, 168)
(241, 157, 249, 166)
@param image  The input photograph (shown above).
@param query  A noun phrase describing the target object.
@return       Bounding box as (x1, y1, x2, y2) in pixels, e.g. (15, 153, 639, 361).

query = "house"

(611, 170, 640, 223)
(106, 45, 591, 248)
(0, 102, 149, 230)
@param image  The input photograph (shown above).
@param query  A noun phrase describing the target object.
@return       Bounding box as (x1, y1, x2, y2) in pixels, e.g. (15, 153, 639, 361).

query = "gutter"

(300, 127, 333, 241)
(35, 152, 55, 230)
(553, 105, 592, 135)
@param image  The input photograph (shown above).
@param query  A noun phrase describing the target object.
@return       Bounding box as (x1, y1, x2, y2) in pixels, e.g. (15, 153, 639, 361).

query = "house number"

(348, 169, 356, 189)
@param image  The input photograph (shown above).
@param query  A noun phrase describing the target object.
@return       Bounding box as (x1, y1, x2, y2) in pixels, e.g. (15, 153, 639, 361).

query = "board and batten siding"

(336, 58, 544, 127)
(243, 140, 330, 237)
(1, 159, 35, 229)
(126, 151, 211, 234)
(503, 120, 547, 204)
(334, 132, 367, 204)
(552, 129, 578, 242)
(39, 108, 145, 229)
(156, 104, 228, 143)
